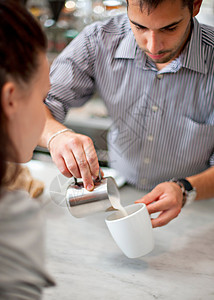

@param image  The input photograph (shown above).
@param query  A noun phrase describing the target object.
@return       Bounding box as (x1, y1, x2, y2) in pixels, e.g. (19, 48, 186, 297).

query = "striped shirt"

(45, 14, 214, 190)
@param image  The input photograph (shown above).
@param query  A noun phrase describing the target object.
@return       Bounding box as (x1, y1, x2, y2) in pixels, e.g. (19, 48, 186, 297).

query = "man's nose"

(146, 31, 163, 54)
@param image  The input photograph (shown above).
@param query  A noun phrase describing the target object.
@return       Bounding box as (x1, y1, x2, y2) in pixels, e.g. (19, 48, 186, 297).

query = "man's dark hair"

(0, 0, 47, 192)
(127, 0, 195, 15)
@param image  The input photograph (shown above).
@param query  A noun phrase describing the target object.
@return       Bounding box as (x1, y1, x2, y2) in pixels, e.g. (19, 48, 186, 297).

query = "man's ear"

(1, 82, 18, 120)
(192, 0, 203, 17)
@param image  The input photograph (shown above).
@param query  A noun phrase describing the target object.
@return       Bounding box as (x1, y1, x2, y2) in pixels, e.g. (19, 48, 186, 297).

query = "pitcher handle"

(74, 167, 102, 185)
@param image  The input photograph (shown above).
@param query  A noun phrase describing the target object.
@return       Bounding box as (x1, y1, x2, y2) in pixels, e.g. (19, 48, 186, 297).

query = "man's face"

(127, 0, 195, 67)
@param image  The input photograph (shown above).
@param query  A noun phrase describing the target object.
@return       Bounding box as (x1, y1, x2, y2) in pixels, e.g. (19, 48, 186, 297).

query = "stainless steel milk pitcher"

(66, 173, 120, 218)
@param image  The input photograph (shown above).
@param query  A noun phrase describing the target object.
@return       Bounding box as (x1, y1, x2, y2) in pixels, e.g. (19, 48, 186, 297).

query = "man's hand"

(135, 182, 183, 228)
(49, 130, 100, 191)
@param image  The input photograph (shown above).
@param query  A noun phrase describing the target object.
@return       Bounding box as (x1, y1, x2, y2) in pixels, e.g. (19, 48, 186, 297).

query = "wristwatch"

(170, 178, 197, 207)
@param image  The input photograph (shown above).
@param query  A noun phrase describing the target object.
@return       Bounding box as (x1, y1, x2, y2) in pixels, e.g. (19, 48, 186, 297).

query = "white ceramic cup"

(105, 203, 154, 258)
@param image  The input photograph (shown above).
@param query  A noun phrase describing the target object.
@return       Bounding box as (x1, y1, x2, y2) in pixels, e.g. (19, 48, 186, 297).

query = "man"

(39, 0, 214, 227)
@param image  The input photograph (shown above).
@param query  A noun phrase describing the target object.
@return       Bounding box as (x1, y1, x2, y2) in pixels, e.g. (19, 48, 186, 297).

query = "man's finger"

(52, 155, 73, 178)
(146, 197, 172, 214)
(71, 146, 94, 191)
(151, 208, 180, 228)
(83, 138, 100, 179)
(63, 150, 81, 178)
(135, 186, 163, 205)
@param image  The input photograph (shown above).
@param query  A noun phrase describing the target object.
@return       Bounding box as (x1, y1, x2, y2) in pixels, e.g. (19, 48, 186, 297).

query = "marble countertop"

(26, 160, 214, 300)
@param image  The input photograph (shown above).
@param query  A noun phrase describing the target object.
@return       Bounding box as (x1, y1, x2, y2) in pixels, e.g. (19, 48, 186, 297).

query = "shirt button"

(157, 74, 163, 79)
(147, 135, 154, 141)
(152, 105, 158, 112)
(144, 158, 150, 164)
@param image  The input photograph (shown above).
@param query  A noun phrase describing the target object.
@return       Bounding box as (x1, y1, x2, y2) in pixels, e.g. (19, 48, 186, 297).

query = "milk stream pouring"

(108, 195, 128, 217)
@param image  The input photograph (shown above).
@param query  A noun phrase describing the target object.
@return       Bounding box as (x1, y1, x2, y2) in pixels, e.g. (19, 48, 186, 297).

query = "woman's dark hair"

(0, 0, 47, 192)
(127, 0, 195, 15)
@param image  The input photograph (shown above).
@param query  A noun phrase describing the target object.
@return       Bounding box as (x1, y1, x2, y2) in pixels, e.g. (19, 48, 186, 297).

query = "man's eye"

(165, 26, 177, 32)
(135, 25, 146, 31)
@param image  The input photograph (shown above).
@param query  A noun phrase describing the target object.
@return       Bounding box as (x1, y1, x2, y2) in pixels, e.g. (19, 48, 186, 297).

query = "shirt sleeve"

(0, 190, 55, 300)
(45, 26, 97, 123)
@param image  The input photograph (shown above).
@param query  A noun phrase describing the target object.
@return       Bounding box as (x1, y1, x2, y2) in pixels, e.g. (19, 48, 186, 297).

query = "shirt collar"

(114, 22, 137, 59)
(114, 27, 148, 69)
(181, 17, 207, 74)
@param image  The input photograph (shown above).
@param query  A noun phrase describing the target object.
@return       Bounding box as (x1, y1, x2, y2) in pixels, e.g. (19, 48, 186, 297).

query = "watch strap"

(177, 178, 193, 192)
(169, 178, 196, 207)
(170, 178, 186, 207)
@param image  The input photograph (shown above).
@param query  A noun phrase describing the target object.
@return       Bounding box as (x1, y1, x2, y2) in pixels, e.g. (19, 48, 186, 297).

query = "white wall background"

(197, 0, 214, 26)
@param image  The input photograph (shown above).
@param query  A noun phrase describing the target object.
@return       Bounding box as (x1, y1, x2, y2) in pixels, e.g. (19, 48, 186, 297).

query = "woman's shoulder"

(0, 189, 55, 298)
(0, 189, 43, 256)
(0, 189, 43, 254)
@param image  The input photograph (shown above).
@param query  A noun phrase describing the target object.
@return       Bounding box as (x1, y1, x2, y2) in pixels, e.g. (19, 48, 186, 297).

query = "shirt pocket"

(177, 116, 214, 165)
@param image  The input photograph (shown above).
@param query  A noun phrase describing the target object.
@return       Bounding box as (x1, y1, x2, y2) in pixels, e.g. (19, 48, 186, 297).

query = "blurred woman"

(0, 1, 55, 298)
